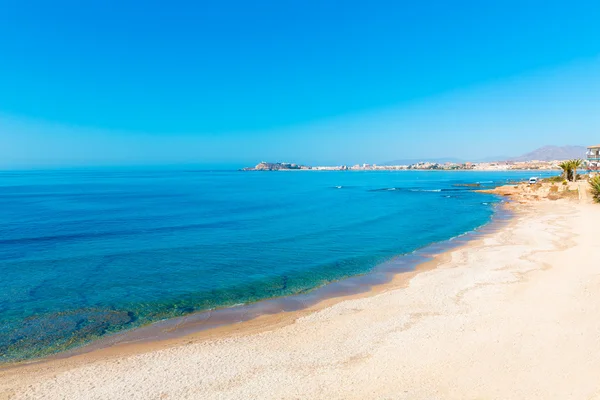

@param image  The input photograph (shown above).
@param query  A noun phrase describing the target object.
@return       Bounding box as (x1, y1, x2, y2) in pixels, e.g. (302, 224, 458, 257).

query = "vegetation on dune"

(590, 176, 600, 203)
(546, 175, 566, 183)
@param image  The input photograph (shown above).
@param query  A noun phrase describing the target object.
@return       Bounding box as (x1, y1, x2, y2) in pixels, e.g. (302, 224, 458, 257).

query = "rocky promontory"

(242, 162, 311, 171)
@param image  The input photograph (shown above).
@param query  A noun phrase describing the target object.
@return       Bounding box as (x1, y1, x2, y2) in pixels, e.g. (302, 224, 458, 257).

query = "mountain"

(383, 156, 513, 165)
(381, 157, 464, 165)
(382, 145, 586, 165)
(509, 145, 587, 162)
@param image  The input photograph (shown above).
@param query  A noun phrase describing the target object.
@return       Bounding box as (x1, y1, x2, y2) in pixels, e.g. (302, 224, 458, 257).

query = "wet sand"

(2, 198, 600, 399)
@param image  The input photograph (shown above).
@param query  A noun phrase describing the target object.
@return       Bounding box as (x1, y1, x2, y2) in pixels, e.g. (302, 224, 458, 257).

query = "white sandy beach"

(2, 197, 600, 399)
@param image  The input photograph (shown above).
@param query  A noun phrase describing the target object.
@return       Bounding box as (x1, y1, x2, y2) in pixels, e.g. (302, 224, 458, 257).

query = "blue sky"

(1, 0, 600, 168)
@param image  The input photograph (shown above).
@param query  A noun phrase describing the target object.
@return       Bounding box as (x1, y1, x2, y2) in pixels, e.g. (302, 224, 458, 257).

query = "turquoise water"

(0, 169, 554, 361)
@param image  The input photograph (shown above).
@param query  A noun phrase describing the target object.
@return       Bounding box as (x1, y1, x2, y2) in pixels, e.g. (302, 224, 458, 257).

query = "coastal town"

(243, 145, 600, 172)
(244, 159, 571, 171)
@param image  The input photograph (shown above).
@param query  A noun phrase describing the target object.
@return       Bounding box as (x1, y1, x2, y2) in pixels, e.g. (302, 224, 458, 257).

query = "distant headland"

(242, 162, 312, 171)
(242, 145, 594, 172)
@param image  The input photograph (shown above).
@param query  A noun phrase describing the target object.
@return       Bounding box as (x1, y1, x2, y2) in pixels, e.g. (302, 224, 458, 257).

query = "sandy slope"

(2, 200, 600, 400)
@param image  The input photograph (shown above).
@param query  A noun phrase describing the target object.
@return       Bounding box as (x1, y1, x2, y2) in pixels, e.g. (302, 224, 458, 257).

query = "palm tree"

(559, 161, 572, 181)
(559, 161, 569, 180)
(570, 159, 583, 181)
(559, 159, 583, 182)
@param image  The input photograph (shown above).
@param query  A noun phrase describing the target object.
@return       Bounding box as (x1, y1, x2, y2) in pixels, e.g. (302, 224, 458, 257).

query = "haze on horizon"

(1, 1, 600, 169)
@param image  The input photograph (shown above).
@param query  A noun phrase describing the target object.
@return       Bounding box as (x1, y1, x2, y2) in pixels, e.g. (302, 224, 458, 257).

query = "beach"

(2, 193, 600, 399)
(3, 0, 597, 396)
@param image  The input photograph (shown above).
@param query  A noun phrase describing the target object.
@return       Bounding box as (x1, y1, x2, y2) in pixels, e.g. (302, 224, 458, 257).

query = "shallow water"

(0, 169, 555, 361)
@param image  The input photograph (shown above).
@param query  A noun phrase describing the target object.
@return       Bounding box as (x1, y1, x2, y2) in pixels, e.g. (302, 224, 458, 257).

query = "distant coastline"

(242, 160, 564, 172)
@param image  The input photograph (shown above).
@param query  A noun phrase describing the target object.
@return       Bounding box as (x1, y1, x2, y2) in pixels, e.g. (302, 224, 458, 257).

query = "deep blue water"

(0, 169, 555, 361)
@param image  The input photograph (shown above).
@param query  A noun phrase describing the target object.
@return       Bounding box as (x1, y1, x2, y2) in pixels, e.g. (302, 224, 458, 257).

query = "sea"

(0, 168, 556, 362)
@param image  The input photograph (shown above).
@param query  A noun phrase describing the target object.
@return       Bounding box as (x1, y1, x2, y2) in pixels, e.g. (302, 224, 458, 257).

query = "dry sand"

(2, 197, 600, 399)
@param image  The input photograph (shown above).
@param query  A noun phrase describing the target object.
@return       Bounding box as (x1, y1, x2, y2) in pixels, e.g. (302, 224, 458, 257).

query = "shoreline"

(0, 196, 511, 370)
(3, 198, 600, 398)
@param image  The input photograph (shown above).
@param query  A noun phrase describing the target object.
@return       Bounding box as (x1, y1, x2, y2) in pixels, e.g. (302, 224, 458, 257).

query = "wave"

(368, 187, 402, 192)
(441, 188, 474, 192)
(370, 187, 442, 192)
(371, 187, 472, 193)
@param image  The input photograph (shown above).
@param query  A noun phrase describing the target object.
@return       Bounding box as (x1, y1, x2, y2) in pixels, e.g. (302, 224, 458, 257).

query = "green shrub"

(546, 175, 565, 183)
(590, 176, 600, 203)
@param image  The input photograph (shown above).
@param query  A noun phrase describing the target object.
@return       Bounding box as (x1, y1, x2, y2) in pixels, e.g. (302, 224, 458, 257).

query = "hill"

(382, 145, 587, 165)
(381, 157, 464, 166)
(509, 145, 587, 162)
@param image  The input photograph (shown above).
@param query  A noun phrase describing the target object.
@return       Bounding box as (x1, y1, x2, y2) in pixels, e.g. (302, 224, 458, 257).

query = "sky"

(1, 0, 600, 168)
